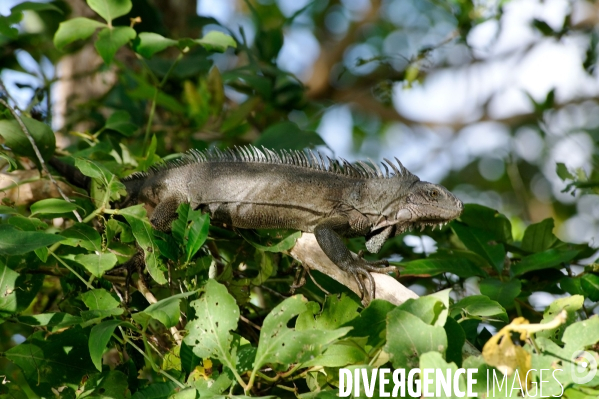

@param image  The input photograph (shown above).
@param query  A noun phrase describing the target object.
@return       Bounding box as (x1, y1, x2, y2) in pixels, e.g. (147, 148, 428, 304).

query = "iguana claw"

(347, 254, 397, 303)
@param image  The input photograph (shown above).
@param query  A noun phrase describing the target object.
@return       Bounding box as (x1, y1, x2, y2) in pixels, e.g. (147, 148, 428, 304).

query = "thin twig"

(240, 315, 261, 331)
(0, 78, 21, 112)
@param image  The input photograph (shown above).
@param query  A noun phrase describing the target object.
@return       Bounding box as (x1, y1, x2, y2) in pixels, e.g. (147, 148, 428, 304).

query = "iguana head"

(365, 178, 463, 253)
(393, 181, 463, 234)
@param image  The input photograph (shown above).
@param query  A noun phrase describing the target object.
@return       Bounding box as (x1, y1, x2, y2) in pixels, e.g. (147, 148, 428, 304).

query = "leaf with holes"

(183, 280, 240, 374)
(252, 295, 351, 372)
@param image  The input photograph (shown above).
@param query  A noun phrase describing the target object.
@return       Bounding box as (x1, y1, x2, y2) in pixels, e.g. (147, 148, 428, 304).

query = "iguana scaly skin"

(116, 146, 463, 299)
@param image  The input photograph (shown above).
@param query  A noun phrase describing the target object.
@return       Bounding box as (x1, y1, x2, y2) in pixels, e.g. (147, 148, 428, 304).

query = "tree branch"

(288, 233, 418, 306)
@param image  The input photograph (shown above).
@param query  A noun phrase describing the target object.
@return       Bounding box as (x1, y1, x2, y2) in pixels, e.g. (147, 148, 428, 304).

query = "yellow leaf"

(482, 317, 531, 388)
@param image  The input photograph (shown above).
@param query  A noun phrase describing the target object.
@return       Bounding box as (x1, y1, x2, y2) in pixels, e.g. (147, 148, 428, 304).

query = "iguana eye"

(429, 189, 439, 198)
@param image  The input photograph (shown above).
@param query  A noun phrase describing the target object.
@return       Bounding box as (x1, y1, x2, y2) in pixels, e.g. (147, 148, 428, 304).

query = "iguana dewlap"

(120, 146, 463, 300)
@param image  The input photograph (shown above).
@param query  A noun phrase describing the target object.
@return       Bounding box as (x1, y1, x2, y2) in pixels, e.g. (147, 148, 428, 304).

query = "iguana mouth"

(397, 220, 450, 234)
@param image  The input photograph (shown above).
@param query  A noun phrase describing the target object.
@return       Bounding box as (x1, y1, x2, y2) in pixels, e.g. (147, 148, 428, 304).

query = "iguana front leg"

(149, 194, 187, 232)
(313, 216, 393, 302)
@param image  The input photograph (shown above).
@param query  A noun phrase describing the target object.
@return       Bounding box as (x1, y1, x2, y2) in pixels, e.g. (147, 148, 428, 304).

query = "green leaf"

(301, 340, 370, 368)
(105, 110, 137, 136)
(80, 288, 120, 310)
(78, 370, 129, 398)
(184, 280, 240, 372)
(419, 352, 466, 398)
(16, 313, 83, 331)
(130, 382, 179, 399)
(252, 295, 350, 371)
(250, 250, 276, 285)
(0, 206, 18, 216)
(556, 162, 575, 181)
(563, 317, 599, 352)
(74, 158, 109, 180)
(133, 32, 178, 58)
(0, 117, 56, 165)
(560, 276, 585, 296)
(0, 152, 18, 171)
(89, 320, 125, 371)
(239, 228, 301, 253)
(30, 198, 79, 216)
(95, 26, 136, 65)
(144, 291, 195, 328)
(399, 256, 484, 278)
(54, 17, 106, 49)
(384, 309, 447, 369)
(459, 204, 513, 242)
(0, 263, 44, 316)
(194, 30, 237, 52)
(11, 1, 63, 13)
(5, 328, 96, 397)
(450, 295, 508, 323)
(125, 70, 186, 113)
(81, 308, 123, 321)
(0, 13, 21, 39)
(185, 208, 210, 263)
(170, 388, 198, 399)
(452, 222, 506, 272)
(254, 121, 325, 150)
(8, 215, 47, 231)
(537, 295, 584, 344)
(120, 205, 167, 284)
(139, 134, 159, 170)
(398, 296, 446, 326)
(256, 28, 284, 61)
(72, 252, 118, 277)
(479, 278, 521, 309)
(443, 317, 466, 367)
(61, 223, 102, 251)
(87, 0, 132, 24)
(511, 249, 579, 276)
(180, 341, 201, 375)
(296, 294, 360, 331)
(521, 218, 557, 253)
(74, 158, 126, 204)
(581, 274, 599, 301)
(0, 224, 64, 255)
(344, 299, 395, 348)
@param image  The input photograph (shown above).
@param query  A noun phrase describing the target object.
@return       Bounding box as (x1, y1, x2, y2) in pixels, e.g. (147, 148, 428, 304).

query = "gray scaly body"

(119, 146, 463, 300)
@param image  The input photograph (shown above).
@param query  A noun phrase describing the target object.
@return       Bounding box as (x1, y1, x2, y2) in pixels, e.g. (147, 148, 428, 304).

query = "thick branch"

(288, 233, 418, 306)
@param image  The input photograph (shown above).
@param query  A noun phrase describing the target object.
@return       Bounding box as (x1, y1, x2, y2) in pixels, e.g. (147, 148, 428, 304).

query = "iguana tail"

(49, 157, 90, 189)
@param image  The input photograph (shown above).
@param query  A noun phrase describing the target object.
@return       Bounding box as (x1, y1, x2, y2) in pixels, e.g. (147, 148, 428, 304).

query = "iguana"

(51, 146, 463, 300)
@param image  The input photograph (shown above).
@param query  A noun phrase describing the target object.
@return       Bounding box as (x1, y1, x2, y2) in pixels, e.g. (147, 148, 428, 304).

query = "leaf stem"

(51, 253, 93, 289)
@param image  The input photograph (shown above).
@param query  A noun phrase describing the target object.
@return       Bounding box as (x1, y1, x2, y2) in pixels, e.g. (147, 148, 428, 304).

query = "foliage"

(0, 0, 598, 398)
